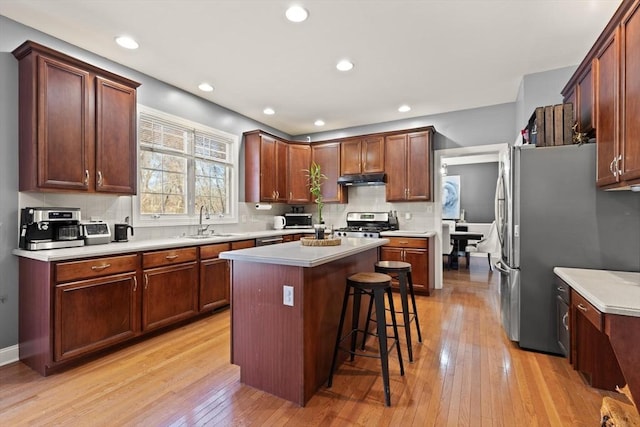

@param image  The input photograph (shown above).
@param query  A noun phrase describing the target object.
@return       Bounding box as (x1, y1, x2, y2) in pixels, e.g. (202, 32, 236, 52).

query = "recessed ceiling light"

(115, 36, 139, 50)
(263, 107, 275, 115)
(285, 5, 309, 22)
(314, 119, 325, 126)
(198, 83, 214, 92)
(398, 104, 411, 113)
(336, 59, 354, 72)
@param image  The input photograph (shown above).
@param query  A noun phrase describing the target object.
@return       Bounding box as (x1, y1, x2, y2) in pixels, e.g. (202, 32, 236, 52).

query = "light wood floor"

(0, 258, 613, 426)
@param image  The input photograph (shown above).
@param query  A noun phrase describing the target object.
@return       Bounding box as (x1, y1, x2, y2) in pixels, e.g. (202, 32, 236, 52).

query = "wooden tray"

(300, 237, 342, 247)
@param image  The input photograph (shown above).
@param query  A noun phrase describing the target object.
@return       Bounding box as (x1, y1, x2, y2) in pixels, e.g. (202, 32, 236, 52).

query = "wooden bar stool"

(362, 260, 423, 362)
(327, 271, 404, 406)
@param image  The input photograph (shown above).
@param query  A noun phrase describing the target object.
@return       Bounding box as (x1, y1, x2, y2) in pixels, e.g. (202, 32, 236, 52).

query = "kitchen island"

(220, 237, 389, 406)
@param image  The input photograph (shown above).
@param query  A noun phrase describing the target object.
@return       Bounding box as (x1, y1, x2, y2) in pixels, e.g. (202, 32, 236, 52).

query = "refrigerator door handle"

(495, 259, 509, 274)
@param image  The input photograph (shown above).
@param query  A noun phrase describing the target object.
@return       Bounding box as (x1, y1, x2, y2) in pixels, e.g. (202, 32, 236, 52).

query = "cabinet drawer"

(200, 243, 230, 260)
(555, 276, 570, 304)
(56, 254, 138, 282)
(384, 237, 427, 249)
(572, 290, 603, 331)
(143, 247, 197, 269)
(231, 239, 255, 250)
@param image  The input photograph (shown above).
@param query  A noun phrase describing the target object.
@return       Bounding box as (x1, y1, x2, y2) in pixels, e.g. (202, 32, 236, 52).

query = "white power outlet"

(283, 285, 294, 306)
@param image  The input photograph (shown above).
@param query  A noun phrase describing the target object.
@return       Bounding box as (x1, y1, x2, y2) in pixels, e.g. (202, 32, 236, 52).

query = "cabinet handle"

(91, 263, 111, 271)
(97, 171, 103, 187)
(84, 169, 89, 186)
(144, 273, 149, 289)
(577, 303, 588, 312)
(557, 286, 566, 292)
(165, 254, 179, 260)
(616, 154, 623, 176)
(133, 276, 137, 292)
(399, 240, 409, 245)
(609, 157, 616, 176)
(562, 312, 569, 330)
(290, 191, 292, 200)
(276, 191, 280, 199)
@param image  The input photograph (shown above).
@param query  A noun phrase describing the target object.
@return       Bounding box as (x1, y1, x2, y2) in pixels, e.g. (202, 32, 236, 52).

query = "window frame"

(133, 105, 239, 228)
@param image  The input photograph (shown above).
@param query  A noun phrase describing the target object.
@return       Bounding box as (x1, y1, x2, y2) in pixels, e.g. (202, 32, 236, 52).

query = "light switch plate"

(283, 285, 294, 306)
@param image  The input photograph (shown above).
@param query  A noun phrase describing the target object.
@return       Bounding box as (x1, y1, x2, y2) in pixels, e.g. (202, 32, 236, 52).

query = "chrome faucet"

(198, 205, 210, 235)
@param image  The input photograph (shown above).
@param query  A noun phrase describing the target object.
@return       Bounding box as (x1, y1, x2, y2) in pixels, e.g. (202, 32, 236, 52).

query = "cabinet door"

(380, 246, 403, 263)
(404, 248, 429, 295)
(287, 144, 311, 203)
(384, 134, 407, 201)
(362, 136, 385, 173)
(95, 76, 137, 194)
(260, 136, 278, 201)
(311, 142, 346, 203)
(577, 67, 595, 136)
(340, 139, 362, 175)
(54, 272, 138, 361)
(621, 2, 640, 183)
(595, 32, 620, 187)
(200, 258, 230, 311)
(275, 139, 288, 202)
(142, 262, 199, 331)
(406, 131, 431, 201)
(37, 55, 92, 191)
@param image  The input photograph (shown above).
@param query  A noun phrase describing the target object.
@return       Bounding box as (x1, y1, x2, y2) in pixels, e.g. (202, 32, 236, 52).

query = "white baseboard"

(0, 344, 19, 366)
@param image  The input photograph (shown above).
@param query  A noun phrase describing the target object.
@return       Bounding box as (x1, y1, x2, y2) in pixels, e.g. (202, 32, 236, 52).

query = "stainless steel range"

(334, 211, 398, 238)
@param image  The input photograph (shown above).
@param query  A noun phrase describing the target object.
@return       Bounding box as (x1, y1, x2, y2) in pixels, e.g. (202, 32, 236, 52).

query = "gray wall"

(0, 14, 581, 350)
(447, 163, 499, 223)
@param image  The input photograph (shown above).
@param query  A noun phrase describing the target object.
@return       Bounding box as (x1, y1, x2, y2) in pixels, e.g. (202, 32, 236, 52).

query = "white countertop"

(13, 229, 431, 262)
(554, 267, 640, 317)
(220, 237, 389, 268)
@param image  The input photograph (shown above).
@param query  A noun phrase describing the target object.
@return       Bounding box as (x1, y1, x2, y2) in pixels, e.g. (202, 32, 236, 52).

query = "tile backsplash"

(18, 185, 438, 242)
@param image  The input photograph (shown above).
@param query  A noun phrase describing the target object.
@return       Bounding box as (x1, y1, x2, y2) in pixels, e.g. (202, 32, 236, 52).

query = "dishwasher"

(255, 236, 284, 246)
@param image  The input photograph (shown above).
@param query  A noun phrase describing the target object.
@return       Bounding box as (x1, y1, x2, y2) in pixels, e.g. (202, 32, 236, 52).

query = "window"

(135, 106, 238, 226)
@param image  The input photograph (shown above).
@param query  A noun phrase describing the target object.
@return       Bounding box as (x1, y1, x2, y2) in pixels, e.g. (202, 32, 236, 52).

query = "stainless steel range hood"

(337, 173, 386, 186)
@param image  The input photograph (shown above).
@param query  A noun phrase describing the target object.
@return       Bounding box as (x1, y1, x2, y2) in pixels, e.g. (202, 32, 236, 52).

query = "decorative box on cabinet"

(340, 135, 384, 175)
(12, 40, 140, 194)
(384, 128, 433, 201)
(379, 237, 433, 296)
(199, 243, 231, 311)
(244, 131, 288, 203)
(142, 247, 199, 332)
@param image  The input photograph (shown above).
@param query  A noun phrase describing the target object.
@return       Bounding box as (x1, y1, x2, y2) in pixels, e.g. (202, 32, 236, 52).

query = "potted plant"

(306, 161, 327, 239)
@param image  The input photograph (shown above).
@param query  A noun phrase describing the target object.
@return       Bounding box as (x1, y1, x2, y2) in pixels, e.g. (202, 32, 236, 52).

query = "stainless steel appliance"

(256, 236, 284, 246)
(284, 213, 313, 229)
(81, 221, 111, 245)
(334, 211, 399, 238)
(19, 207, 84, 250)
(495, 144, 640, 354)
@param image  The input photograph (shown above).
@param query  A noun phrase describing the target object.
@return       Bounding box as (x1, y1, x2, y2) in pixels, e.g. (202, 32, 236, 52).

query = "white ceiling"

(0, 0, 622, 136)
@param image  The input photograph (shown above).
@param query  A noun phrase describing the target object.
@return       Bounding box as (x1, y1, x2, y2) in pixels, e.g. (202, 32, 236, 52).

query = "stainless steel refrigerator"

(495, 143, 640, 354)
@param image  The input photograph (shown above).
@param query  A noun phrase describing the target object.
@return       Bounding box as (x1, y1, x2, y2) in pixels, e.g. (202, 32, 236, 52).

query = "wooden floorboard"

(0, 258, 613, 426)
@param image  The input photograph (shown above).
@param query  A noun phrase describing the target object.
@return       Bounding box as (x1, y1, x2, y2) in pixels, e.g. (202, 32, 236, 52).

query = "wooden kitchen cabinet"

(142, 247, 199, 331)
(384, 129, 433, 202)
(570, 288, 625, 390)
(340, 135, 384, 175)
(311, 142, 347, 203)
(12, 40, 139, 194)
(287, 143, 311, 203)
(562, 64, 594, 138)
(199, 243, 231, 311)
(379, 237, 432, 296)
(244, 131, 288, 203)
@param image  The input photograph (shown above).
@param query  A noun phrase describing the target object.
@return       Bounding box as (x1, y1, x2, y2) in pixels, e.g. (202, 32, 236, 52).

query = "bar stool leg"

(397, 271, 414, 362)
(407, 271, 422, 343)
(386, 287, 404, 376)
(349, 288, 363, 361)
(360, 295, 375, 350)
(328, 283, 351, 388)
(374, 287, 392, 406)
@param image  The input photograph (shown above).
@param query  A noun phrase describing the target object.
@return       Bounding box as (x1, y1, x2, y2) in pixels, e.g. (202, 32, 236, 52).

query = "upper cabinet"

(385, 129, 433, 202)
(562, 65, 594, 139)
(311, 142, 347, 203)
(244, 131, 288, 203)
(340, 135, 384, 175)
(287, 143, 311, 203)
(563, 0, 640, 190)
(12, 41, 140, 194)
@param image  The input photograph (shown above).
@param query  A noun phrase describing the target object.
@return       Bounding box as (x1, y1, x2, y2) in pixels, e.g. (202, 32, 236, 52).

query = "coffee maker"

(19, 207, 85, 250)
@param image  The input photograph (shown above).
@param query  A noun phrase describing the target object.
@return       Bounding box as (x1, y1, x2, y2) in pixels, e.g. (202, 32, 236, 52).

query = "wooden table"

(449, 231, 483, 269)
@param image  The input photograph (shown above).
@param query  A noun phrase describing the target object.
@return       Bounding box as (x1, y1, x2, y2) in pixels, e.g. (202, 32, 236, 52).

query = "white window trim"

(132, 105, 239, 228)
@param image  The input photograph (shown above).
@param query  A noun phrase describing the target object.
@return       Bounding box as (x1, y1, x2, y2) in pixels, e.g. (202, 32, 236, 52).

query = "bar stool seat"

(362, 260, 423, 362)
(327, 271, 404, 406)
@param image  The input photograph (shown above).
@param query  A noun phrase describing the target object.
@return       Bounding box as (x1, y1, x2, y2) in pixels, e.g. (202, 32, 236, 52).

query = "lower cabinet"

(54, 255, 139, 362)
(200, 243, 231, 311)
(142, 247, 199, 332)
(379, 237, 432, 296)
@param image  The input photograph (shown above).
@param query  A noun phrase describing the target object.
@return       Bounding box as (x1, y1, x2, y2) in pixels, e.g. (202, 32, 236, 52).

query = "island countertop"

(220, 237, 389, 268)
